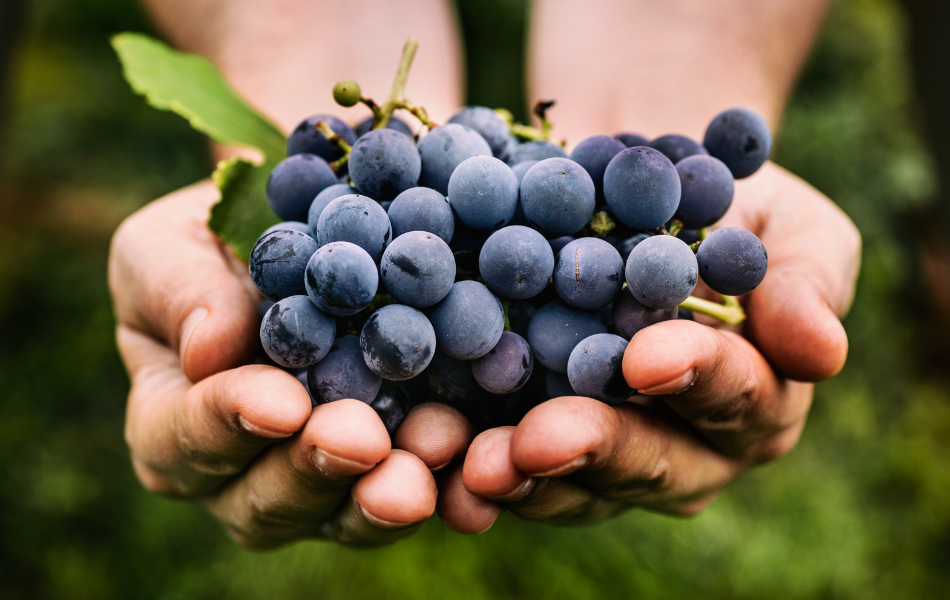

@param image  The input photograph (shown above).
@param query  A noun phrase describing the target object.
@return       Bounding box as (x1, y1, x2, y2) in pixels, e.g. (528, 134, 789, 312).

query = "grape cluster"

(251, 101, 771, 435)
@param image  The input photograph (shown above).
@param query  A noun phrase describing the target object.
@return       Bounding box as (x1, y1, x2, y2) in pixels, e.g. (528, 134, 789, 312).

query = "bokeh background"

(2, 0, 950, 597)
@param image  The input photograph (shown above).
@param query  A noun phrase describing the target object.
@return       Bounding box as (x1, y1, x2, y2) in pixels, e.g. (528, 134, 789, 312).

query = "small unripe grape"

(333, 79, 361, 107)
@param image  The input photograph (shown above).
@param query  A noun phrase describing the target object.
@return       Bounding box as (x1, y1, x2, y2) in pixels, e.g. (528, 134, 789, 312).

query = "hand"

(109, 181, 473, 548)
(439, 163, 861, 532)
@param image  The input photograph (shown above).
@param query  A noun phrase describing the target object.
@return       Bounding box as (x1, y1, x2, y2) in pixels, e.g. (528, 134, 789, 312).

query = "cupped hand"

(109, 182, 473, 548)
(441, 163, 862, 532)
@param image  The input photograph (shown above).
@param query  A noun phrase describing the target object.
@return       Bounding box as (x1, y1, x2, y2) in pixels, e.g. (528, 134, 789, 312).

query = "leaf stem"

(679, 295, 746, 326)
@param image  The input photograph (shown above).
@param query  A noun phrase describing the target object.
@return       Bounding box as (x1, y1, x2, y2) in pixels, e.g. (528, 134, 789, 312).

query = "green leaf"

(112, 32, 288, 260)
(209, 157, 280, 261)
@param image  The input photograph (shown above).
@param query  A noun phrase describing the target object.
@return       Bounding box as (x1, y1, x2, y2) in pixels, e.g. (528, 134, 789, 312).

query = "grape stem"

(368, 37, 439, 131)
(679, 295, 746, 326)
(505, 100, 561, 143)
(314, 120, 352, 174)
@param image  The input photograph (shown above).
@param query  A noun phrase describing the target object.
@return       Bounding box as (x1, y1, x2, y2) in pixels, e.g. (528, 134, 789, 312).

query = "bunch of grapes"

(251, 70, 770, 437)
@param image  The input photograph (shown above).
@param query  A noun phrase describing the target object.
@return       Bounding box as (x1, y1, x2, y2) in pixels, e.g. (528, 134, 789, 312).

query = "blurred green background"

(2, 0, 949, 597)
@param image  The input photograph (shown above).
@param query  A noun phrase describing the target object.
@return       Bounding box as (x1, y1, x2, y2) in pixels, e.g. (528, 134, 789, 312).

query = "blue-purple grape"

(603, 147, 681, 230)
(612, 290, 677, 340)
(569, 135, 627, 198)
(307, 334, 382, 405)
(703, 107, 772, 178)
(471, 331, 534, 394)
(249, 229, 319, 301)
(266, 154, 338, 222)
(287, 115, 356, 162)
(527, 301, 607, 372)
(648, 134, 708, 164)
(624, 235, 698, 309)
(305, 242, 378, 316)
(696, 226, 768, 295)
(553, 237, 624, 310)
(479, 226, 555, 300)
(417, 123, 491, 195)
(506, 140, 567, 165)
(429, 281, 504, 360)
(379, 231, 455, 308)
(448, 106, 511, 158)
(260, 295, 336, 368)
(447, 155, 519, 230)
(567, 333, 630, 405)
(360, 304, 435, 381)
(348, 129, 421, 201)
(387, 186, 455, 243)
(316, 194, 392, 263)
(307, 183, 354, 238)
(674, 155, 735, 229)
(519, 158, 596, 236)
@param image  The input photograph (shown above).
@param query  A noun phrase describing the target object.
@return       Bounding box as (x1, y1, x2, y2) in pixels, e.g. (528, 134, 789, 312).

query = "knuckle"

(752, 426, 803, 463)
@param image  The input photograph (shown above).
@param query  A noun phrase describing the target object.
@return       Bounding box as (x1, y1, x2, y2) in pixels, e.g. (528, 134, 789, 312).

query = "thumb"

(109, 181, 259, 382)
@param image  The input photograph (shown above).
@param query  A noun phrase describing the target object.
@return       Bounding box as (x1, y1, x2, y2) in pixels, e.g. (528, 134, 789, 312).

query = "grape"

(511, 160, 539, 186)
(249, 229, 319, 301)
(648, 134, 708, 164)
(553, 237, 624, 310)
(624, 235, 698, 309)
(424, 350, 484, 411)
(379, 231, 455, 308)
(506, 301, 537, 338)
(266, 154, 339, 222)
(262, 221, 310, 236)
(519, 158, 596, 236)
(678, 307, 695, 321)
(567, 333, 630, 405)
(569, 134, 627, 198)
(257, 299, 275, 324)
(548, 235, 574, 258)
(478, 226, 555, 300)
(696, 226, 768, 295)
(448, 106, 511, 158)
(703, 107, 772, 178)
(388, 186, 455, 243)
(674, 155, 735, 229)
(370, 382, 411, 437)
(546, 369, 575, 399)
(287, 115, 357, 162)
(360, 304, 435, 380)
(616, 232, 651, 262)
(615, 133, 649, 148)
(603, 147, 681, 230)
(448, 221, 492, 276)
(506, 140, 567, 165)
(316, 194, 392, 263)
(611, 289, 677, 339)
(471, 331, 534, 394)
(332, 79, 361, 107)
(447, 155, 519, 230)
(305, 241, 378, 316)
(354, 115, 414, 138)
(429, 281, 504, 360)
(260, 295, 336, 368)
(294, 369, 317, 408)
(348, 129, 421, 201)
(307, 335, 382, 405)
(417, 123, 491, 195)
(307, 183, 354, 238)
(678, 228, 701, 245)
(527, 301, 608, 372)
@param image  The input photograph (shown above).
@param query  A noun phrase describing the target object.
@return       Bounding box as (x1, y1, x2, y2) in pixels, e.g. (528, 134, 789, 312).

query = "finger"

(322, 450, 438, 547)
(120, 326, 312, 498)
(463, 427, 534, 500)
(204, 399, 392, 549)
(623, 319, 812, 459)
(437, 465, 502, 534)
(394, 402, 475, 471)
(508, 397, 740, 512)
(109, 181, 259, 382)
(724, 163, 860, 380)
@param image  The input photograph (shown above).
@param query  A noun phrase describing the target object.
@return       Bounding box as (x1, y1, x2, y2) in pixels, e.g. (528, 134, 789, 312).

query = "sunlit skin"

(109, 0, 859, 546)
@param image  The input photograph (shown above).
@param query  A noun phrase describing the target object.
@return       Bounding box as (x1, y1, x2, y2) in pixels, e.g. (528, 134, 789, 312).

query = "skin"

(111, 0, 859, 545)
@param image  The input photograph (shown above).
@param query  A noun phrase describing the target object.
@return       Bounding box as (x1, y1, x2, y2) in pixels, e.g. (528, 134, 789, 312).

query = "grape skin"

(370, 382, 411, 438)
(611, 289, 678, 340)
(266, 154, 339, 222)
(360, 304, 436, 381)
(354, 116, 414, 138)
(287, 114, 357, 162)
(249, 229, 319, 301)
(567, 333, 631, 405)
(316, 194, 392, 263)
(696, 226, 768, 295)
(471, 331, 534, 394)
(348, 129, 421, 201)
(307, 334, 382, 405)
(624, 234, 698, 309)
(603, 147, 682, 230)
(703, 107, 773, 179)
(448, 106, 511, 158)
(548, 235, 574, 259)
(674, 155, 735, 229)
(429, 281, 505, 360)
(262, 221, 310, 236)
(307, 183, 354, 239)
(545, 369, 576, 399)
(379, 231, 456, 308)
(519, 158, 596, 236)
(387, 187, 455, 243)
(569, 134, 627, 199)
(447, 155, 519, 230)
(506, 140, 567, 165)
(616, 232, 651, 264)
(305, 241, 378, 317)
(423, 349, 484, 413)
(614, 133, 649, 148)
(479, 226, 555, 300)
(260, 295, 336, 369)
(648, 134, 709, 164)
(553, 237, 624, 310)
(527, 301, 608, 372)
(417, 123, 492, 195)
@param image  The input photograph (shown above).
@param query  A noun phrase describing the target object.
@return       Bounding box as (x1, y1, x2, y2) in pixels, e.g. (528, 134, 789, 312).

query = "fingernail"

(430, 459, 453, 472)
(491, 477, 536, 502)
(528, 455, 589, 478)
(359, 503, 417, 530)
(638, 369, 696, 396)
(179, 307, 208, 363)
(312, 446, 375, 478)
(237, 415, 292, 439)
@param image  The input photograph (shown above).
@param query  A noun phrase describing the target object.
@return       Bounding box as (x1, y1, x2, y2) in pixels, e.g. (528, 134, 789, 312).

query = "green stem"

(679, 295, 746, 326)
(589, 210, 616, 237)
(314, 120, 352, 174)
(394, 98, 437, 128)
(374, 38, 418, 130)
(667, 220, 684, 237)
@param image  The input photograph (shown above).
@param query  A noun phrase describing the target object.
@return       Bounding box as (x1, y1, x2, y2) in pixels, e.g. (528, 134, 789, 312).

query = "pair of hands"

(109, 161, 860, 548)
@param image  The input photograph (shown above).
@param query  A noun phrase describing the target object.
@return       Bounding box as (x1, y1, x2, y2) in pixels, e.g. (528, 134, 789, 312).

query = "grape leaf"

(111, 32, 286, 260)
